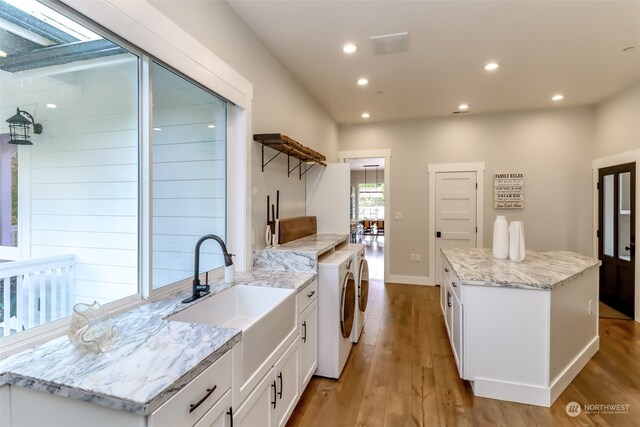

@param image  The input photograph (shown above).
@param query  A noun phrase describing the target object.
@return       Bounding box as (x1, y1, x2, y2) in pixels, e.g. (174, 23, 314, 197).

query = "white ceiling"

(227, 0, 640, 124)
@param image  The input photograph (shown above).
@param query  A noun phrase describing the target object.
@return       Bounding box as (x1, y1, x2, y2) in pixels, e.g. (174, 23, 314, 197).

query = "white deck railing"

(0, 255, 75, 337)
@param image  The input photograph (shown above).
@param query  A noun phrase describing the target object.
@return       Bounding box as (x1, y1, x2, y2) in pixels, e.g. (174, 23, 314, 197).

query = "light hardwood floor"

(287, 281, 640, 427)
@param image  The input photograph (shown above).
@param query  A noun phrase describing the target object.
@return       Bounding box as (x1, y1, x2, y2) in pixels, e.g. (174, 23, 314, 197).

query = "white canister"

(265, 224, 272, 247)
(509, 221, 526, 262)
(224, 265, 235, 283)
(492, 215, 510, 259)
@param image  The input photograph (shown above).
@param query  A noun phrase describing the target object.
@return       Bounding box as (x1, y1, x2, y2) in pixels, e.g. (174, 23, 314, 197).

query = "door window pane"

(151, 62, 227, 289)
(603, 174, 614, 257)
(0, 0, 139, 337)
(619, 172, 631, 261)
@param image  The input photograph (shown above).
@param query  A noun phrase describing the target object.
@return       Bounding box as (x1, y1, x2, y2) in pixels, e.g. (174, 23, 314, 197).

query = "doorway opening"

(597, 162, 636, 320)
(346, 158, 385, 281)
(339, 150, 391, 283)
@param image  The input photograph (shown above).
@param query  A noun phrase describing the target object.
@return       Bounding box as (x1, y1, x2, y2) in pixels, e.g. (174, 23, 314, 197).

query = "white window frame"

(1, 0, 253, 357)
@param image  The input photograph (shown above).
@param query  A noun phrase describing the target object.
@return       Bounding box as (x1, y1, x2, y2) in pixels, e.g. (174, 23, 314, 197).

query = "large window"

(0, 0, 230, 340)
(152, 63, 227, 289)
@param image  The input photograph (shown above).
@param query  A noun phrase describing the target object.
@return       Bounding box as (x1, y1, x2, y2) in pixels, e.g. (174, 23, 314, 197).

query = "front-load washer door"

(341, 271, 356, 338)
(358, 259, 369, 312)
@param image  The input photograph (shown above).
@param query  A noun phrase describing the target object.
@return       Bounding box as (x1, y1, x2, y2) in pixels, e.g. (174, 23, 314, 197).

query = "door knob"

(625, 243, 635, 251)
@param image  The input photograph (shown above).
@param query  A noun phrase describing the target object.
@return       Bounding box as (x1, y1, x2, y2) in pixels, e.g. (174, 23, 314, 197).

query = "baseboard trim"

(549, 336, 599, 404)
(386, 275, 435, 286)
(471, 336, 600, 407)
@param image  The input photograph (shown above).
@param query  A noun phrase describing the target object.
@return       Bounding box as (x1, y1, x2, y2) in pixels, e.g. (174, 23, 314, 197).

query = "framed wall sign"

(494, 172, 524, 209)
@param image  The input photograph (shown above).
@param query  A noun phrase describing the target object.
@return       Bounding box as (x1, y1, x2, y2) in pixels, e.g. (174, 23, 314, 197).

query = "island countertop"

(0, 269, 316, 416)
(441, 247, 600, 290)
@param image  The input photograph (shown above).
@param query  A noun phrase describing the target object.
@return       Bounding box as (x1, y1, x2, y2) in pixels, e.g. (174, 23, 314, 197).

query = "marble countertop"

(253, 234, 349, 272)
(441, 248, 600, 290)
(270, 234, 348, 255)
(0, 269, 316, 416)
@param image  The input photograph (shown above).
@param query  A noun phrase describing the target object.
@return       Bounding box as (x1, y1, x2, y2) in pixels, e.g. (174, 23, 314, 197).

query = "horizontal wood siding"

(23, 62, 139, 304)
(151, 72, 227, 288)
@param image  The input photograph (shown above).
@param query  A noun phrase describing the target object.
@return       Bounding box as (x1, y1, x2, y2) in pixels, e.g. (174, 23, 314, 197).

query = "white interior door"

(305, 163, 350, 234)
(435, 171, 477, 283)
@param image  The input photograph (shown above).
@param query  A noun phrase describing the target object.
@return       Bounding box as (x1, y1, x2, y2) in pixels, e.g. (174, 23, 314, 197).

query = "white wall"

(339, 107, 596, 279)
(595, 83, 640, 158)
(149, 0, 339, 248)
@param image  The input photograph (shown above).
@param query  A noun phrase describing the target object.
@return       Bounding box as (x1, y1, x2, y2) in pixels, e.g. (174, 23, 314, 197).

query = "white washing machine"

(337, 244, 369, 343)
(316, 251, 355, 379)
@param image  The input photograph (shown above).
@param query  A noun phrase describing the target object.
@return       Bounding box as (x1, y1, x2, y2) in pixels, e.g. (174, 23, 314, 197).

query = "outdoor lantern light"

(6, 108, 43, 145)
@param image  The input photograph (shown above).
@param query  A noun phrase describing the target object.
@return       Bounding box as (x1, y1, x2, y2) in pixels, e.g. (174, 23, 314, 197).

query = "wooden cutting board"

(277, 216, 317, 244)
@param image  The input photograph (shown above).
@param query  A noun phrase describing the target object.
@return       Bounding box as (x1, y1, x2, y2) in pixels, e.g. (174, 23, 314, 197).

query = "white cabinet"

(441, 253, 463, 378)
(234, 340, 299, 427)
(299, 299, 317, 390)
(193, 390, 232, 427)
(450, 286, 463, 378)
(149, 351, 232, 427)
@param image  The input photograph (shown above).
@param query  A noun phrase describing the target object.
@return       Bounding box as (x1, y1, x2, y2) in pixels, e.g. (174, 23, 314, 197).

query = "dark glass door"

(598, 162, 635, 317)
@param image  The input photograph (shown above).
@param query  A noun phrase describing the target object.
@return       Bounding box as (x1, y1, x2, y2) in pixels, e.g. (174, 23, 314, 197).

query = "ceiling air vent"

(453, 111, 469, 115)
(369, 32, 409, 55)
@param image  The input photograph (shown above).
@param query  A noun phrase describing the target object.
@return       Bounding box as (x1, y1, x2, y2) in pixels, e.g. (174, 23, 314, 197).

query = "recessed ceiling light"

(208, 124, 216, 128)
(552, 94, 564, 102)
(0, 50, 7, 58)
(484, 62, 500, 71)
(342, 43, 358, 54)
(361, 112, 370, 119)
(458, 104, 469, 110)
(357, 78, 369, 86)
(46, 103, 57, 109)
(153, 127, 162, 131)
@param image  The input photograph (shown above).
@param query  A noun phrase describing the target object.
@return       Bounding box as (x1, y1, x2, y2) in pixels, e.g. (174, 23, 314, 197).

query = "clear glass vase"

(68, 301, 117, 353)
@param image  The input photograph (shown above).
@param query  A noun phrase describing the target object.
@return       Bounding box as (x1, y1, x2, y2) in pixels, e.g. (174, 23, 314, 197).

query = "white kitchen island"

(440, 248, 601, 407)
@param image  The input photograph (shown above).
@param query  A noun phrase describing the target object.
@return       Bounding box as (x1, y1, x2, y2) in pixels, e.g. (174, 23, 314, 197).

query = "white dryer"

(337, 244, 369, 343)
(316, 251, 355, 379)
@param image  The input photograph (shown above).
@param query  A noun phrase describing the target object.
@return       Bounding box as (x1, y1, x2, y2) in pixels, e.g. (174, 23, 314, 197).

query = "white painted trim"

(386, 275, 435, 286)
(592, 149, 640, 322)
(471, 377, 552, 407)
(549, 337, 599, 404)
(60, 0, 253, 109)
(140, 56, 151, 299)
(428, 162, 485, 284)
(228, 104, 252, 272)
(339, 150, 392, 282)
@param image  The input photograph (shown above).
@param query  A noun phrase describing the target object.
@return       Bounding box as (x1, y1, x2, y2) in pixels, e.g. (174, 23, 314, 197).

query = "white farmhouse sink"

(169, 285, 296, 383)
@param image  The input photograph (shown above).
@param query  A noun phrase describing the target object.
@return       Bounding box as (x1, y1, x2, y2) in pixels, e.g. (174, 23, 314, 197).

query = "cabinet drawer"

(450, 271, 462, 300)
(149, 350, 232, 427)
(297, 279, 317, 314)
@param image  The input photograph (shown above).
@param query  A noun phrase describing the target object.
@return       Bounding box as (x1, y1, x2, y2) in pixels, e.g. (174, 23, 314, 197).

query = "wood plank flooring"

(287, 281, 640, 427)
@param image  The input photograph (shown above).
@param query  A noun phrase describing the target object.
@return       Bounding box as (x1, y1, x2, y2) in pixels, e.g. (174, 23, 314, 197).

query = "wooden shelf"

(254, 133, 327, 179)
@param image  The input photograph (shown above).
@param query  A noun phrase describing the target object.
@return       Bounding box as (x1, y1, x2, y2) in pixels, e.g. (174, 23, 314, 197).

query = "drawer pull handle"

(278, 372, 283, 399)
(307, 290, 316, 298)
(227, 407, 234, 427)
(189, 385, 217, 413)
(302, 320, 307, 343)
(271, 380, 277, 408)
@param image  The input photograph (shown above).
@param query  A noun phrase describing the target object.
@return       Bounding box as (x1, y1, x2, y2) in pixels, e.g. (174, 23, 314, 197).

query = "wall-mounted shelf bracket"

(254, 133, 327, 179)
(262, 145, 283, 172)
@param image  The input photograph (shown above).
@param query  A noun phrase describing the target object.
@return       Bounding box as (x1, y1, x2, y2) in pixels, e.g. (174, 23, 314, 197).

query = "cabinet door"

(450, 290, 464, 378)
(194, 390, 231, 427)
(234, 369, 276, 427)
(299, 300, 317, 390)
(275, 340, 300, 427)
(444, 283, 453, 338)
